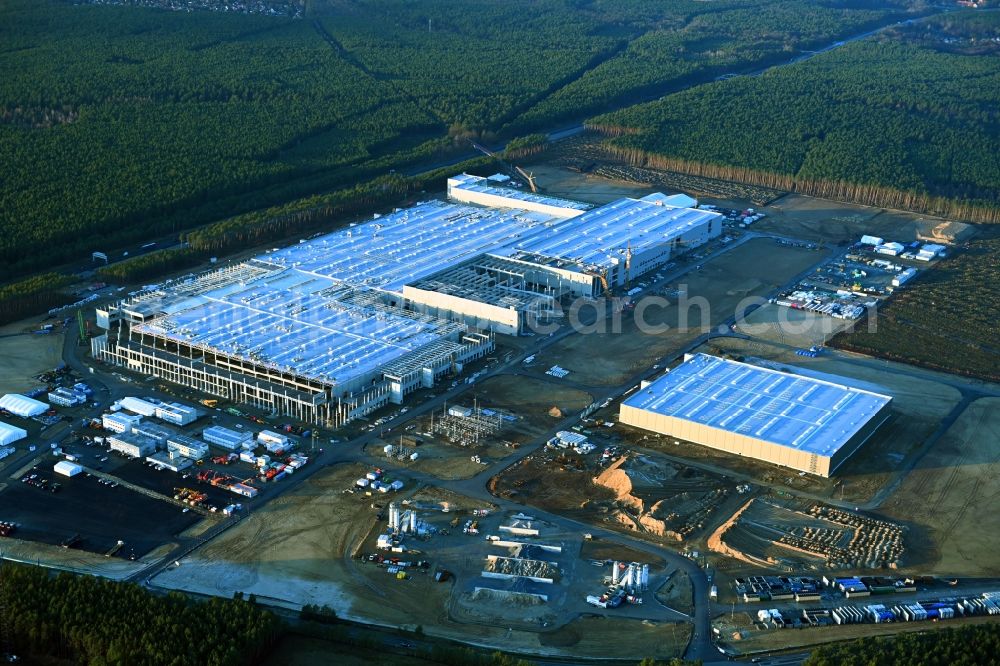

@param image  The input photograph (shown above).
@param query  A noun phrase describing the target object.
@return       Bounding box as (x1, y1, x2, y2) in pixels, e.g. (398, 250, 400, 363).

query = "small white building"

(119, 396, 159, 417)
(54, 460, 83, 477)
(132, 422, 174, 446)
(48, 387, 87, 407)
(257, 430, 289, 447)
(102, 412, 143, 434)
(166, 434, 208, 460)
(876, 242, 904, 256)
(155, 402, 199, 426)
(108, 432, 159, 458)
(860, 235, 884, 246)
(892, 268, 918, 287)
(203, 425, 253, 450)
(551, 430, 588, 449)
(448, 406, 473, 418)
(916, 243, 946, 261)
(640, 192, 698, 208)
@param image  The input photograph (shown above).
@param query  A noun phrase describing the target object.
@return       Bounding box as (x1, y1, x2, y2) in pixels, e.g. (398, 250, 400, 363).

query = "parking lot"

(0, 464, 199, 558)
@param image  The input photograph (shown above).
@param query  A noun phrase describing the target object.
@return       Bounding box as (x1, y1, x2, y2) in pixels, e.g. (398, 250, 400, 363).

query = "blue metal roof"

(622, 354, 891, 458)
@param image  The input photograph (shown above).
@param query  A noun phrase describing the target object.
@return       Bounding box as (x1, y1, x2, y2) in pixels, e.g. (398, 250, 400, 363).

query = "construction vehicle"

(76, 310, 87, 344)
(211, 474, 233, 487)
(470, 140, 538, 192)
(585, 269, 611, 297)
(514, 166, 537, 193)
(105, 539, 125, 558)
(624, 241, 633, 289)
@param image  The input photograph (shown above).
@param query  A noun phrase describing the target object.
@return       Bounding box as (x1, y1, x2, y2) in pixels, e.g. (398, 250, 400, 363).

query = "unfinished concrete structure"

(93, 176, 721, 424)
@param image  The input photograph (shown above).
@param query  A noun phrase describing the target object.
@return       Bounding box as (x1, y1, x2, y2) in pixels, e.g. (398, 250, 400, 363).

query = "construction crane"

(624, 240, 633, 289)
(470, 140, 538, 193)
(76, 310, 87, 343)
(586, 269, 611, 297)
(514, 166, 538, 193)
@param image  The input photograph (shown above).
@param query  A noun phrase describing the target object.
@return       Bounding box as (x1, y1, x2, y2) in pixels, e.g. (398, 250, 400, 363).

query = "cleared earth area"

(0, 324, 64, 394)
(372, 375, 593, 480)
(880, 398, 1000, 576)
(523, 237, 824, 388)
(153, 463, 393, 616)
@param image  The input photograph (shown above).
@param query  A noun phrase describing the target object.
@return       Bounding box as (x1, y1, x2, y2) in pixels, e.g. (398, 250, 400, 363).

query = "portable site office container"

(257, 430, 289, 447)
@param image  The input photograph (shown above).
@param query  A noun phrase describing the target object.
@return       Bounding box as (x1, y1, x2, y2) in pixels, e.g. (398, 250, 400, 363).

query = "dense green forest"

(510, 0, 909, 133)
(588, 12, 1000, 223)
(833, 228, 1000, 381)
(0, 0, 921, 285)
(0, 272, 73, 324)
(804, 622, 1000, 665)
(0, 562, 281, 664)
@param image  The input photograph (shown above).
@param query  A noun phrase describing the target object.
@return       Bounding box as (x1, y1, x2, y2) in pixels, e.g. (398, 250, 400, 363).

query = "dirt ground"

(474, 374, 593, 438)
(753, 194, 954, 246)
(0, 323, 64, 394)
(880, 398, 1000, 576)
(536, 615, 691, 659)
(152, 463, 378, 615)
(716, 611, 1000, 656)
(365, 435, 508, 481)
(524, 238, 824, 388)
(656, 571, 694, 616)
(736, 303, 855, 349)
(492, 448, 615, 514)
(580, 538, 662, 565)
(154, 466, 652, 657)
(529, 165, 654, 204)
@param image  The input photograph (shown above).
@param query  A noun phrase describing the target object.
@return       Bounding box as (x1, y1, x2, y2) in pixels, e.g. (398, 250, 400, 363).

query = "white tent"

(54, 460, 82, 477)
(120, 396, 158, 417)
(640, 192, 698, 209)
(0, 421, 27, 446)
(0, 393, 48, 417)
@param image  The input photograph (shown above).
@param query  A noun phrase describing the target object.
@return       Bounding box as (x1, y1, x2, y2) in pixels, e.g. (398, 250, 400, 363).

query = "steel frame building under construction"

(93, 175, 721, 425)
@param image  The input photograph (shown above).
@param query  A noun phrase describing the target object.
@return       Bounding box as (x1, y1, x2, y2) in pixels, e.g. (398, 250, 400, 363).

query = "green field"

(0, 0, 919, 284)
(588, 12, 1000, 223)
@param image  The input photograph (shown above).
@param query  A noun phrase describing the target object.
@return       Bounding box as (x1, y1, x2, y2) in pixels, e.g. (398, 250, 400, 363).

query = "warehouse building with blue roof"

(619, 354, 892, 477)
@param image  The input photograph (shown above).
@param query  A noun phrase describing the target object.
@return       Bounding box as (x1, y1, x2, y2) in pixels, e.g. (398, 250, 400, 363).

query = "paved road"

(98, 231, 830, 662)
(53, 224, 995, 661)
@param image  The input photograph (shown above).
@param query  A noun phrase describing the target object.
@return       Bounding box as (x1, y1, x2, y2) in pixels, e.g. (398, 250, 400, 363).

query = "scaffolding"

(431, 403, 503, 447)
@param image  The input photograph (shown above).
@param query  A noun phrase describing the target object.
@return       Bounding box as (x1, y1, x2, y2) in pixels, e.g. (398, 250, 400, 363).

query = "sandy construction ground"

(152, 463, 373, 614)
(753, 194, 953, 245)
(473, 374, 593, 437)
(528, 165, 654, 204)
(525, 238, 823, 388)
(0, 324, 64, 394)
(736, 303, 855, 349)
(880, 398, 1000, 576)
(536, 616, 691, 659)
(0, 536, 169, 581)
